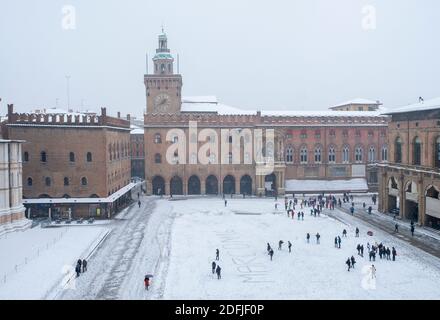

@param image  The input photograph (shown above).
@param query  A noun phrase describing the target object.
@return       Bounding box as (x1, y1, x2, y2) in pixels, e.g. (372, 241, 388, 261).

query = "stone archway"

(240, 175, 252, 195)
(265, 173, 277, 196)
(170, 176, 183, 195)
(188, 175, 201, 195)
(206, 175, 218, 195)
(152, 176, 165, 195)
(223, 175, 235, 195)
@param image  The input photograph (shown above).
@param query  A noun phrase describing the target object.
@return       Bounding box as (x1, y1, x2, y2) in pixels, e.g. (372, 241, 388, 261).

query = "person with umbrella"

(144, 274, 152, 290)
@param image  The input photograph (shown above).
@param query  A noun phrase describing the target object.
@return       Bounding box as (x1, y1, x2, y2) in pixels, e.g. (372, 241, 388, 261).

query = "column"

(201, 178, 206, 195)
(235, 177, 240, 195)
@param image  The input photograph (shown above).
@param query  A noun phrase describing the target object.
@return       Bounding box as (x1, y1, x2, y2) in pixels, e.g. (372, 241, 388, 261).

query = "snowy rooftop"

(181, 96, 386, 117)
(285, 178, 368, 193)
(383, 97, 440, 115)
(130, 125, 144, 135)
(331, 98, 382, 108)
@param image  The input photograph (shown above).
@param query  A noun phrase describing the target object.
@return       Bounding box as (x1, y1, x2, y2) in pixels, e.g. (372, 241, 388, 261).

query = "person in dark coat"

(395, 223, 399, 233)
(144, 276, 150, 290)
(386, 247, 391, 260)
(267, 243, 271, 252)
(216, 249, 220, 261)
(75, 263, 81, 277)
(337, 236, 341, 249)
(334, 237, 338, 248)
(392, 247, 397, 261)
(360, 245, 364, 257)
(268, 248, 274, 261)
(212, 261, 216, 274)
(82, 259, 87, 272)
(411, 225, 415, 236)
(306, 233, 310, 243)
(77, 259, 82, 274)
(278, 240, 284, 250)
(351, 256, 356, 269)
(342, 229, 347, 237)
(346, 258, 351, 271)
(138, 200, 141, 208)
(224, 200, 227, 207)
(355, 227, 359, 237)
(288, 241, 292, 253)
(216, 265, 221, 279)
(316, 233, 321, 244)
(357, 244, 361, 255)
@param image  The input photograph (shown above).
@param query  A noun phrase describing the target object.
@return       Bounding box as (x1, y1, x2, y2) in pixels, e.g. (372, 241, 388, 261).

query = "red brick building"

(2, 105, 134, 219)
(130, 125, 145, 179)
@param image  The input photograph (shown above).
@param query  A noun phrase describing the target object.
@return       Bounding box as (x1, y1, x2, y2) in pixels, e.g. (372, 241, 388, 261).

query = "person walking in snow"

(367, 242, 371, 252)
(386, 247, 391, 260)
(268, 248, 274, 261)
(346, 258, 351, 271)
(360, 245, 364, 257)
(306, 233, 310, 243)
(368, 206, 372, 214)
(216, 249, 220, 261)
(288, 241, 292, 253)
(355, 227, 359, 237)
(267, 243, 272, 253)
(77, 259, 82, 273)
(224, 200, 227, 207)
(357, 244, 361, 255)
(216, 265, 222, 279)
(411, 225, 415, 237)
(395, 223, 399, 233)
(212, 261, 216, 274)
(301, 212, 304, 220)
(350, 206, 354, 215)
(371, 265, 376, 279)
(316, 233, 321, 244)
(392, 247, 397, 261)
(75, 263, 81, 277)
(334, 237, 338, 248)
(82, 259, 87, 273)
(342, 229, 347, 237)
(138, 200, 141, 208)
(144, 276, 150, 290)
(278, 240, 284, 250)
(275, 203, 278, 210)
(337, 236, 341, 249)
(350, 256, 356, 269)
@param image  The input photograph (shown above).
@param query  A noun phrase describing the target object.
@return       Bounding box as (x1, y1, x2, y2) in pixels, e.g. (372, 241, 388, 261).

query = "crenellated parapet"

(6, 105, 130, 129)
(144, 112, 259, 127)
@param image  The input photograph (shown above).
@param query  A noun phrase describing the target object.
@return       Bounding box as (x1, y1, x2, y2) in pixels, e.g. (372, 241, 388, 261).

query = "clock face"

(154, 93, 171, 112)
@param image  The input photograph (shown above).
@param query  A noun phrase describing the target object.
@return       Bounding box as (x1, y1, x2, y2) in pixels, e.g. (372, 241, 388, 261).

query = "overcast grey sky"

(1, 0, 439, 118)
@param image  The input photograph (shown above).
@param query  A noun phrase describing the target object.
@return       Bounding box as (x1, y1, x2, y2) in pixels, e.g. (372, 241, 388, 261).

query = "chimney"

(7, 104, 14, 116)
(117, 111, 121, 118)
(101, 107, 107, 117)
(127, 114, 131, 121)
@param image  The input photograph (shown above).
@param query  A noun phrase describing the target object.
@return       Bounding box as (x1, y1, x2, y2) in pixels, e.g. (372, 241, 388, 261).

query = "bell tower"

(144, 28, 182, 114)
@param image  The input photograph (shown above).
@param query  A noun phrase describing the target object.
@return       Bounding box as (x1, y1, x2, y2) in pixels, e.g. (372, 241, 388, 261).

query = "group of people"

(211, 249, 222, 279)
(75, 258, 87, 277)
(266, 240, 293, 261)
(367, 242, 397, 262)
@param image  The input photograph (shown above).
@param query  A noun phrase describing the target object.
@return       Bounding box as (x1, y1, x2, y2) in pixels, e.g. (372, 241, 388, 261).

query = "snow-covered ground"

(0, 225, 109, 299)
(159, 198, 440, 299)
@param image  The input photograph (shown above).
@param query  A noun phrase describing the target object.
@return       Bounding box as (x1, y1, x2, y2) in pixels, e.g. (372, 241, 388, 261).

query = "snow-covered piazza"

(2, 195, 440, 300)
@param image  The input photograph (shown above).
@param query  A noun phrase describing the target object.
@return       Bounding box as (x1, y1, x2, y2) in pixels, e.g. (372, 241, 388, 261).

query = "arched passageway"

(188, 175, 201, 195)
(206, 175, 218, 195)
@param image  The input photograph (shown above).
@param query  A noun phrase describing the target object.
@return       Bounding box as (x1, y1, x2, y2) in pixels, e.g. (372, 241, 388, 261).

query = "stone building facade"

(0, 139, 30, 233)
(130, 125, 145, 179)
(377, 98, 440, 229)
(2, 105, 132, 218)
(144, 31, 389, 197)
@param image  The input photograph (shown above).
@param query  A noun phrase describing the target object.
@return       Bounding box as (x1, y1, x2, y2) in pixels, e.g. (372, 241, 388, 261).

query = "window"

(228, 135, 233, 143)
(154, 133, 162, 144)
(315, 130, 321, 139)
(395, 137, 402, 163)
(355, 130, 361, 137)
(45, 177, 51, 186)
(314, 147, 322, 163)
(87, 152, 92, 162)
(40, 151, 47, 163)
(154, 153, 162, 163)
(24, 152, 29, 162)
(342, 146, 350, 163)
(64, 177, 69, 186)
(342, 130, 348, 138)
(69, 152, 75, 162)
(368, 131, 374, 137)
(300, 130, 307, 139)
(27, 177, 33, 186)
(329, 130, 336, 137)
(286, 146, 293, 163)
(368, 147, 376, 162)
(300, 147, 308, 164)
(413, 137, 421, 165)
(81, 177, 88, 186)
(328, 147, 336, 163)
(381, 146, 388, 162)
(355, 147, 363, 163)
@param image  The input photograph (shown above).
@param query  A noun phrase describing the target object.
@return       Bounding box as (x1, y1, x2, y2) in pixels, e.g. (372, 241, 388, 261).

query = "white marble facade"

(0, 139, 30, 234)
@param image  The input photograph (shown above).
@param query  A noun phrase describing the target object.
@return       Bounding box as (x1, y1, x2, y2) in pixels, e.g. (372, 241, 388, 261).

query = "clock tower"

(145, 29, 182, 114)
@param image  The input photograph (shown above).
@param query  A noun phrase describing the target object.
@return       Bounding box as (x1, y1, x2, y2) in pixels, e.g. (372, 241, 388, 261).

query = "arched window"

(395, 137, 402, 163)
(328, 147, 336, 163)
(45, 177, 51, 186)
(24, 152, 29, 162)
(81, 177, 88, 186)
(27, 177, 33, 186)
(435, 137, 440, 168)
(342, 146, 350, 163)
(154, 153, 162, 163)
(300, 146, 308, 164)
(368, 146, 376, 163)
(69, 152, 75, 162)
(154, 133, 162, 144)
(314, 147, 322, 163)
(87, 152, 92, 162)
(381, 145, 388, 162)
(64, 177, 69, 186)
(286, 146, 293, 163)
(40, 151, 47, 163)
(355, 147, 363, 163)
(172, 135, 178, 143)
(413, 137, 421, 165)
